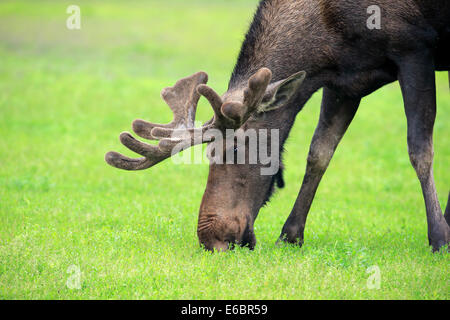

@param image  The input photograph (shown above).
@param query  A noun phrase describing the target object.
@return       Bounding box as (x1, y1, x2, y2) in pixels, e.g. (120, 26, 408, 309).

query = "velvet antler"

(105, 68, 274, 171)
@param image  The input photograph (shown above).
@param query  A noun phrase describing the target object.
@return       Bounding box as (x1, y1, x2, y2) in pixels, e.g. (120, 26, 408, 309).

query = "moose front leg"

(445, 193, 450, 227)
(279, 88, 360, 245)
(397, 50, 450, 252)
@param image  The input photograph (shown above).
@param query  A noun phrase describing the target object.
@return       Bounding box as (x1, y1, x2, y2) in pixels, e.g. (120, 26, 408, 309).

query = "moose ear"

(258, 71, 306, 112)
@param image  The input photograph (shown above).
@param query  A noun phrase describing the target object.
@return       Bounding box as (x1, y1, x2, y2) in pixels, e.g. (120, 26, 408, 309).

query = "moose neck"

(228, 0, 330, 112)
(227, 0, 331, 143)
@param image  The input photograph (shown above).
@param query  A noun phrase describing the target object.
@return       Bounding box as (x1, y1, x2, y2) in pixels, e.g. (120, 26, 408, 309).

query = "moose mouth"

(197, 211, 256, 252)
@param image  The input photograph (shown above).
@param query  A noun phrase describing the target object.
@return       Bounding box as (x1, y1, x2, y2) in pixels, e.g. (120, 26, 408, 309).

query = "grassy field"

(0, 0, 448, 299)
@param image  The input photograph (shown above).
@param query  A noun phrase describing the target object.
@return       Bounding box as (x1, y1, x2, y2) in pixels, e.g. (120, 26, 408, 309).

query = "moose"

(106, 0, 450, 252)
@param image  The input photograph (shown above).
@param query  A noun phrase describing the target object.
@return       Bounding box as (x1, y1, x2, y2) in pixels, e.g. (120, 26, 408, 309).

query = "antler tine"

(243, 67, 272, 108)
(105, 68, 274, 171)
(196, 82, 252, 130)
(149, 83, 224, 140)
(105, 152, 153, 171)
(106, 71, 215, 171)
(196, 84, 224, 118)
(218, 67, 272, 126)
(105, 129, 204, 171)
(105, 132, 170, 170)
(151, 125, 212, 140)
(106, 126, 215, 170)
(132, 71, 208, 140)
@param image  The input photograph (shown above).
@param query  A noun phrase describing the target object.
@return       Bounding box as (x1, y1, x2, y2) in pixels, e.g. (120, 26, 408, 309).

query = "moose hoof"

(430, 240, 449, 253)
(429, 224, 450, 253)
(276, 224, 305, 247)
(429, 236, 450, 253)
(276, 233, 304, 248)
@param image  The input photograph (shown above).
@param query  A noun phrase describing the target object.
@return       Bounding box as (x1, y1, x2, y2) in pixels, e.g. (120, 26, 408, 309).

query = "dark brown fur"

(198, 0, 450, 251)
(106, 0, 450, 252)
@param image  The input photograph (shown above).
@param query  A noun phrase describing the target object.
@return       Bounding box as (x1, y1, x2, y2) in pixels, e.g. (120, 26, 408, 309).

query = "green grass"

(0, 0, 448, 300)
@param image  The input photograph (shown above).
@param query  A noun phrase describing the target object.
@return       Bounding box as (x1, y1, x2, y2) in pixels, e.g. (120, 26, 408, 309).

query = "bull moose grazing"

(106, 0, 450, 252)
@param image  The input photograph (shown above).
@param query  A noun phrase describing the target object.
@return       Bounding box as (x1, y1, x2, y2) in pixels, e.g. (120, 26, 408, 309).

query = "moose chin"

(106, 0, 450, 252)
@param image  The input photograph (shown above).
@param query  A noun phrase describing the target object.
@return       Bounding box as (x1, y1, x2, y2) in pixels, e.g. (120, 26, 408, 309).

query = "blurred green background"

(0, 0, 448, 299)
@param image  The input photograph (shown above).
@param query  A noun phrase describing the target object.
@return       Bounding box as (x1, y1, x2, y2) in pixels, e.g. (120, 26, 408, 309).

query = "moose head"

(105, 67, 306, 251)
